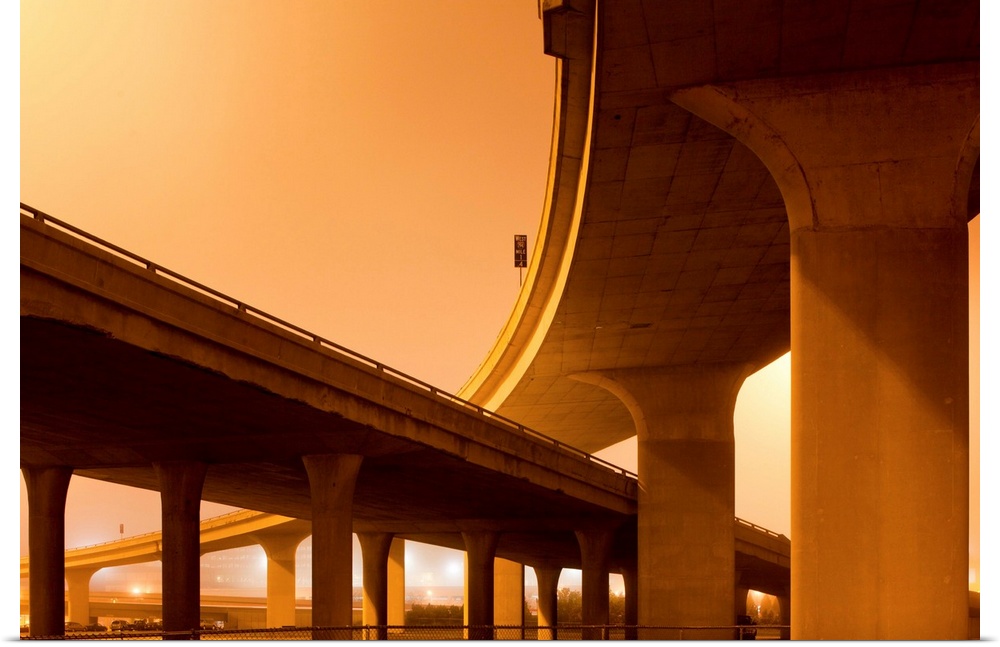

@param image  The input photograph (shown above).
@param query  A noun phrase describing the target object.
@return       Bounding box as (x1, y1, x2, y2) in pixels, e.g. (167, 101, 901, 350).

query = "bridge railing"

(735, 517, 790, 541)
(22, 509, 264, 559)
(20, 204, 637, 482)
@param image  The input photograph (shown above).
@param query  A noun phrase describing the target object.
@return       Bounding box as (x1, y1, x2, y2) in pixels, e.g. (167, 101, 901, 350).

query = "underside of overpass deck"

(20, 262, 636, 573)
(461, 0, 980, 452)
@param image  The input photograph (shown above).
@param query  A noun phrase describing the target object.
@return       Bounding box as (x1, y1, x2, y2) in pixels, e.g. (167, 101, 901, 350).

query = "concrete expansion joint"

(701, 62, 977, 101)
(796, 223, 965, 234)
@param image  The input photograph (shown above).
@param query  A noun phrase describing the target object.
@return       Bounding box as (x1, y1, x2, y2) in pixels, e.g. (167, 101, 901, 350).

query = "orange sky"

(13, 0, 987, 601)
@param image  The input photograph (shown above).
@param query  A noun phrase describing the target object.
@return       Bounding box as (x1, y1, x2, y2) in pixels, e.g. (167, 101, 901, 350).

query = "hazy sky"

(14, 0, 986, 599)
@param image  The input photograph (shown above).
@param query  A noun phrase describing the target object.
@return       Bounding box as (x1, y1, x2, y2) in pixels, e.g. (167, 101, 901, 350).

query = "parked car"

(736, 614, 757, 640)
(64, 622, 88, 632)
(110, 619, 131, 632)
(86, 622, 108, 632)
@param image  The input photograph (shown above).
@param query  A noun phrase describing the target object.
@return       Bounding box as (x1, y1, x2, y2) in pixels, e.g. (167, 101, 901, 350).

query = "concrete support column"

(533, 565, 561, 641)
(357, 531, 394, 639)
(22, 467, 72, 637)
(66, 567, 98, 626)
(575, 528, 614, 639)
(576, 363, 751, 637)
(621, 564, 638, 640)
(792, 225, 969, 639)
(303, 454, 363, 637)
(734, 584, 750, 640)
(673, 62, 978, 640)
(154, 461, 207, 636)
(777, 590, 791, 641)
(253, 530, 310, 629)
(388, 538, 405, 627)
(734, 584, 749, 617)
(494, 557, 525, 639)
(462, 530, 499, 639)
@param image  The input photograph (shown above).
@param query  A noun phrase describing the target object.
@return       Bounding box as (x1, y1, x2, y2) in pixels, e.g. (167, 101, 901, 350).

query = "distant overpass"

(19, 510, 309, 575)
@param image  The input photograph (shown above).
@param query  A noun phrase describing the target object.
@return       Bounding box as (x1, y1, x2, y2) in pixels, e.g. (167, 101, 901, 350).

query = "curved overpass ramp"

(459, 0, 979, 451)
(459, 0, 977, 640)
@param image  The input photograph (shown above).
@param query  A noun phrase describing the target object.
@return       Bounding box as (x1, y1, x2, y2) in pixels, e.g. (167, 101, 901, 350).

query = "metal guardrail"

(22, 509, 265, 556)
(20, 203, 637, 482)
(735, 517, 789, 541)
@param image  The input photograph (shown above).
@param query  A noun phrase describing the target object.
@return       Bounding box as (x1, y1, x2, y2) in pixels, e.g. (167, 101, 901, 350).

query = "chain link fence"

(24, 623, 788, 640)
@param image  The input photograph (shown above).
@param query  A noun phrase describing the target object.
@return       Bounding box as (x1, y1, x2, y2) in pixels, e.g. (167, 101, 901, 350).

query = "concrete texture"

(21, 0, 974, 637)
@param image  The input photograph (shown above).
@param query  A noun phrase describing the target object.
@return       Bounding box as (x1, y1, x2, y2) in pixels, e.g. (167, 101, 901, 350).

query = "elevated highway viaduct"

(21, 0, 978, 639)
(20, 211, 789, 637)
(457, 0, 978, 640)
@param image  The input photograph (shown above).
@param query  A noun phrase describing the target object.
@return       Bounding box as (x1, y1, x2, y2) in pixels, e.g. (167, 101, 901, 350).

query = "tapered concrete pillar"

(576, 363, 752, 637)
(575, 528, 614, 639)
(154, 461, 207, 637)
(672, 62, 978, 640)
(388, 538, 405, 627)
(357, 532, 394, 639)
(494, 557, 525, 639)
(303, 454, 363, 638)
(252, 529, 310, 628)
(22, 467, 72, 637)
(66, 567, 98, 626)
(533, 564, 561, 641)
(462, 530, 499, 639)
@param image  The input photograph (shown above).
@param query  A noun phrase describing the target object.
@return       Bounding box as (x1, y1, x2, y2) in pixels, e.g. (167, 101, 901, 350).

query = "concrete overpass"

(20, 0, 977, 639)
(458, 0, 978, 640)
(20, 511, 310, 576)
